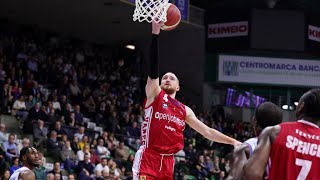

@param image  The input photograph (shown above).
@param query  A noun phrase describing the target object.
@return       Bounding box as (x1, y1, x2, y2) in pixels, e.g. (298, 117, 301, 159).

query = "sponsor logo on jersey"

(155, 112, 185, 126)
(162, 103, 168, 109)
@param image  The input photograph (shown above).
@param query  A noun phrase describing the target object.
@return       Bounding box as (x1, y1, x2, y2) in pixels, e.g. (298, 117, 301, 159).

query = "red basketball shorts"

(132, 148, 175, 180)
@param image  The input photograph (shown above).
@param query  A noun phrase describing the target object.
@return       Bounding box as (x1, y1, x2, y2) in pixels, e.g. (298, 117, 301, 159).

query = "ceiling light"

(125, 45, 135, 50)
(282, 105, 288, 110)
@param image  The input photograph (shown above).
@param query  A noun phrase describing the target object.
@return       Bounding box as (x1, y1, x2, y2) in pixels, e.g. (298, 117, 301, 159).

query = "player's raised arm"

(185, 106, 241, 147)
(243, 126, 280, 180)
(145, 22, 162, 102)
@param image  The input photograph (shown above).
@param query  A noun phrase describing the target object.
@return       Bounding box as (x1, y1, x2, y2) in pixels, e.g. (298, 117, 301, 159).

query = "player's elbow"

(243, 164, 263, 180)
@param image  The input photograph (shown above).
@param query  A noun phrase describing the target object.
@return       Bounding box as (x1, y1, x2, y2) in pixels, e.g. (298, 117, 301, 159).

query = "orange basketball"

(161, 3, 181, 31)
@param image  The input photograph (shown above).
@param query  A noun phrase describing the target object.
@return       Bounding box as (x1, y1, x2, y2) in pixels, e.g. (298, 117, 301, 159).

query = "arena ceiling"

(0, 0, 197, 45)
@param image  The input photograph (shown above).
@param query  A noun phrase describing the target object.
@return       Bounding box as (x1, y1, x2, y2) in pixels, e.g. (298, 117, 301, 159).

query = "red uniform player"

(132, 21, 241, 180)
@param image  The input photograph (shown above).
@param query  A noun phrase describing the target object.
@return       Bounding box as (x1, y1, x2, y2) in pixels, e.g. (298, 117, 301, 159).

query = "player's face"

(160, 72, 180, 95)
(26, 147, 39, 167)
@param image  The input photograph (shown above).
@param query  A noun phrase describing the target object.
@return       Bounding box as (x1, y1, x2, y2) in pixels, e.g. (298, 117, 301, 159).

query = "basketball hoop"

(133, 0, 170, 23)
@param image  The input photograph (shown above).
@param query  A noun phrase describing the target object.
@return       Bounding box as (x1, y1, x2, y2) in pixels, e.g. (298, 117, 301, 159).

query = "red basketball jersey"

(267, 120, 320, 180)
(141, 90, 186, 154)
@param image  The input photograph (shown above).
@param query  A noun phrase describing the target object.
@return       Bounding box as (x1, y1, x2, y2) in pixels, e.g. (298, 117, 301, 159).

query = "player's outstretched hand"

(152, 21, 164, 35)
(233, 140, 242, 148)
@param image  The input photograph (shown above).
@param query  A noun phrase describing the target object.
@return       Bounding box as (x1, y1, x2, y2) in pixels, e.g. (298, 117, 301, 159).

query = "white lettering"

(154, 112, 185, 126)
(286, 136, 320, 158)
(297, 141, 304, 153)
(310, 144, 317, 156)
(286, 135, 293, 149)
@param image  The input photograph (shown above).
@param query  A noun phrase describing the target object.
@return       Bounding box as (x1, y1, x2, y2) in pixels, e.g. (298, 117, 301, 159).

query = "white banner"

(218, 55, 320, 87)
(208, 21, 248, 38)
(308, 25, 320, 42)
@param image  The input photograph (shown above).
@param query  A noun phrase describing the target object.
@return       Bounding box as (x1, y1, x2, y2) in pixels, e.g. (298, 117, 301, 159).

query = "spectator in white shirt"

(12, 95, 28, 121)
(96, 138, 110, 159)
(94, 158, 109, 178)
(74, 126, 85, 141)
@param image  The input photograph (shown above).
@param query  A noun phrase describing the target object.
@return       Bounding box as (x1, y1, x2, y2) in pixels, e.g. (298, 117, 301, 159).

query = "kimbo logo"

(208, 21, 248, 39)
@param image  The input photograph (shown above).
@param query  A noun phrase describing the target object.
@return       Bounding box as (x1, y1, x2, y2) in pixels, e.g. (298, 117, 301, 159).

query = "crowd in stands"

(0, 24, 254, 180)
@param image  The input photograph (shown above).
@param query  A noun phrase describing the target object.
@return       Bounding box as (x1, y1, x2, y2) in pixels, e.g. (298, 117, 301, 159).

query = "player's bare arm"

(185, 106, 241, 147)
(243, 126, 280, 180)
(226, 144, 250, 180)
(18, 170, 35, 180)
(145, 22, 162, 107)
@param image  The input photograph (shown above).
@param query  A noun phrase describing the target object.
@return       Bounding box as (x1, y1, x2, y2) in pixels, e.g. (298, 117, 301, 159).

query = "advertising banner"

(207, 21, 248, 39)
(218, 55, 320, 87)
(308, 25, 320, 42)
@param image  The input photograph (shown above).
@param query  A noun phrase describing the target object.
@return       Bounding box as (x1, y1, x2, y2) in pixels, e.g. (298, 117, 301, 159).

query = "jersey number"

(295, 158, 312, 180)
(163, 94, 168, 102)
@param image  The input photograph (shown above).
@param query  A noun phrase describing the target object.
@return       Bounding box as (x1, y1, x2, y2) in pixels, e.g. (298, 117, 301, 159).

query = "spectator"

(185, 144, 196, 162)
(17, 137, 30, 153)
(2, 133, 18, 160)
(34, 154, 46, 180)
(1, 169, 10, 180)
(175, 149, 186, 164)
(33, 120, 48, 150)
(96, 137, 110, 159)
(108, 158, 120, 179)
(106, 111, 120, 134)
(9, 157, 20, 175)
(114, 141, 129, 163)
(0, 147, 9, 175)
(126, 121, 140, 149)
(74, 105, 84, 126)
(47, 130, 63, 162)
(11, 95, 28, 122)
(71, 136, 80, 154)
(76, 153, 95, 180)
(46, 173, 54, 180)
(52, 95, 61, 112)
(52, 121, 68, 141)
(204, 156, 214, 172)
(67, 174, 75, 180)
(77, 144, 91, 161)
(25, 102, 46, 133)
(213, 156, 221, 179)
(89, 144, 101, 165)
(25, 95, 34, 111)
(0, 123, 7, 144)
(94, 157, 109, 178)
(74, 126, 85, 141)
(49, 161, 68, 179)
(219, 171, 226, 180)
(54, 173, 61, 180)
(28, 81, 41, 97)
(61, 140, 77, 173)
(47, 108, 59, 125)
(78, 135, 89, 150)
(125, 154, 134, 177)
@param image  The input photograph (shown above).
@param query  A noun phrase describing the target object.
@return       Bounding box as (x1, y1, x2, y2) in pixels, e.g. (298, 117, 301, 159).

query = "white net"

(133, 0, 170, 23)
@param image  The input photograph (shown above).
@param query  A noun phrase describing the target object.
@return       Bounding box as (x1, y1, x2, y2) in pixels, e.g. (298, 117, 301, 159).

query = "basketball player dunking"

(227, 102, 282, 180)
(9, 147, 39, 180)
(244, 88, 320, 180)
(132, 22, 242, 180)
